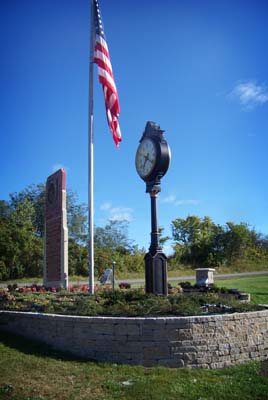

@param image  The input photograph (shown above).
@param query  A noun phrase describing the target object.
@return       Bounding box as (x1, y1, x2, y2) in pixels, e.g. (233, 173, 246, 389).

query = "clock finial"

(140, 121, 165, 141)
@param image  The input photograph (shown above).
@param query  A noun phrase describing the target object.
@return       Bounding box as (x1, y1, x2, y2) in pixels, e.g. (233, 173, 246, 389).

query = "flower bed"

(1, 283, 268, 368)
(0, 286, 265, 317)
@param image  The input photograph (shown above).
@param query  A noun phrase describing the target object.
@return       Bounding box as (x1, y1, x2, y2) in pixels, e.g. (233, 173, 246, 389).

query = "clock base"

(145, 251, 168, 296)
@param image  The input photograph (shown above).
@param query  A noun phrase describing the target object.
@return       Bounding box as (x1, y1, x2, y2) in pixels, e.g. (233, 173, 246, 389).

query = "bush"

(178, 281, 193, 289)
(0, 288, 264, 317)
(118, 282, 131, 290)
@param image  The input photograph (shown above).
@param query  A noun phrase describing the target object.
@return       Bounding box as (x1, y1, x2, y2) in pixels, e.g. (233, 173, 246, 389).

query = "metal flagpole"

(88, 0, 95, 294)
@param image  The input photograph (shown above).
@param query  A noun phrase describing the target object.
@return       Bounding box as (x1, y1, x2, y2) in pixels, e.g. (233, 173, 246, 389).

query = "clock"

(135, 121, 170, 295)
(135, 121, 171, 188)
(135, 137, 157, 179)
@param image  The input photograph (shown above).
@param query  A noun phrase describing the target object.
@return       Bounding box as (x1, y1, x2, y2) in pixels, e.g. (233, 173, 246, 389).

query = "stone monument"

(195, 268, 215, 286)
(44, 169, 68, 288)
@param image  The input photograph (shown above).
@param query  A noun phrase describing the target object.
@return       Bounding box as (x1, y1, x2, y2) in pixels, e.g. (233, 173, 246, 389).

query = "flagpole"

(88, 0, 95, 294)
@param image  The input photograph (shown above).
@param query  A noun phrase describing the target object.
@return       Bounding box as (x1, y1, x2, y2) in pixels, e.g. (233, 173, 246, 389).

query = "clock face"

(135, 138, 157, 179)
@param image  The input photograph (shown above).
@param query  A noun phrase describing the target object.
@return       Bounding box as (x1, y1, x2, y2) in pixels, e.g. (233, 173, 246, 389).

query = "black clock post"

(135, 121, 171, 296)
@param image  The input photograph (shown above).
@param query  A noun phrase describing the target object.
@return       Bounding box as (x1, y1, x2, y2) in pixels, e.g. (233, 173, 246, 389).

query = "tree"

(68, 220, 145, 278)
(68, 239, 88, 276)
(171, 215, 268, 269)
(94, 220, 130, 276)
(1, 183, 88, 280)
(66, 191, 87, 243)
(94, 220, 134, 254)
(222, 222, 266, 265)
(171, 216, 226, 268)
(93, 220, 143, 276)
(9, 183, 88, 243)
(0, 182, 150, 280)
(158, 226, 170, 247)
(0, 200, 12, 220)
(9, 184, 46, 237)
(0, 199, 43, 279)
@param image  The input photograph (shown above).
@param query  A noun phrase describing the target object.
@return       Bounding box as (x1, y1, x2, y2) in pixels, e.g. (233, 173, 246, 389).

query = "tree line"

(0, 184, 145, 280)
(169, 215, 268, 270)
(0, 184, 267, 280)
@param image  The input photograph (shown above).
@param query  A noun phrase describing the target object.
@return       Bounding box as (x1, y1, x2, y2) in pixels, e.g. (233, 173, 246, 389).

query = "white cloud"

(109, 212, 133, 222)
(161, 195, 200, 206)
(161, 195, 177, 204)
(110, 207, 133, 214)
(230, 81, 268, 109)
(175, 199, 200, 206)
(100, 203, 134, 222)
(109, 206, 134, 222)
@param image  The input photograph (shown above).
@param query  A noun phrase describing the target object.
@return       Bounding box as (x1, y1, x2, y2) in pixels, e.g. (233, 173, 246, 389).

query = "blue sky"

(1, 0, 268, 253)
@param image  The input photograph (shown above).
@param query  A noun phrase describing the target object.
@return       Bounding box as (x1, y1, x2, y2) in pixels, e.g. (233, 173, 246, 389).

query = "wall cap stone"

(1, 309, 268, 322)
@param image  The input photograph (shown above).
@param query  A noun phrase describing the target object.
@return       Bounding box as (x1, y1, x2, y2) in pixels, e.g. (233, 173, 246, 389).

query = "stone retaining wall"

(1, 310, 268, 368)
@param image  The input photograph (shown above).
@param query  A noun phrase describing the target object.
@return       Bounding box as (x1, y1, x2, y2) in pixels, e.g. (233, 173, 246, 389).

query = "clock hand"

(143, 153, 150, 168)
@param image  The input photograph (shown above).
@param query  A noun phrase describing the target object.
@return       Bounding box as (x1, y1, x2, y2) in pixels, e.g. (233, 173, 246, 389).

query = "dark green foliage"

(178, 281, 192, 289)
(0, 289, 264, 317)
(8, 184, 88, 241)
(0, 184, 89, 280)
(66, 190, 88, 243)
(0, 199, 43, 280)
(9, 184, 46, 237)
(0, 183, 146, 280)
(93, 220, 145, 277)
(1, 181, 268, 281)
(171, 215, 268, 269)
(119, 282, 131, 289)
(68, 239, 88, 276)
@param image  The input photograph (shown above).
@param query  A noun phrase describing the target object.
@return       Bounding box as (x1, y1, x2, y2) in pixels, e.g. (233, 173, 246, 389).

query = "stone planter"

(1, 309, 268, 368)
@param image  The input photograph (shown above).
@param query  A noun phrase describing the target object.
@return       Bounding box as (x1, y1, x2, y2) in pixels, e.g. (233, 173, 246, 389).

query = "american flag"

(93, 0, 122, 147)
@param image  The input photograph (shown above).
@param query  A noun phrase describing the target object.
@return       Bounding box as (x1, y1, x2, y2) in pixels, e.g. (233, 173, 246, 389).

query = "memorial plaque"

(44, 169, 68, 288)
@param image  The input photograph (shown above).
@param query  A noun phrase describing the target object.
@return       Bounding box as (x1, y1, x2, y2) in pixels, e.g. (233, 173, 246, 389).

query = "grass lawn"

(0, 276, 268, 399)
(128, 275, 268, 304)
(0, 331, 268, 400)
(166, 275, 268, 305)
(211, 275, 268, 305)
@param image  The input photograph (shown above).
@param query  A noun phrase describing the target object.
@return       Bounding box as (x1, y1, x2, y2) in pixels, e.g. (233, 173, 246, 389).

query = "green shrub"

(0, 288, 264, 317)
(178, 281, 193, 289)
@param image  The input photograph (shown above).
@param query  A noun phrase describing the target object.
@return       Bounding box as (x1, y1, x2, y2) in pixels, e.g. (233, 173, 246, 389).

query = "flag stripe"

(94, 49, 112, 74)
(97, 71, 117, 94)
(94, 53, 113, 81)
(93, 0, 121, 147)
(95, 34, 109, 57)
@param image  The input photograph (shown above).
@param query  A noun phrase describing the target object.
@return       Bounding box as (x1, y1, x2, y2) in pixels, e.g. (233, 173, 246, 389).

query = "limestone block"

(143, 345, 170, 360)
(114, 323, 141, 336)
(183, 352, 197, 362)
